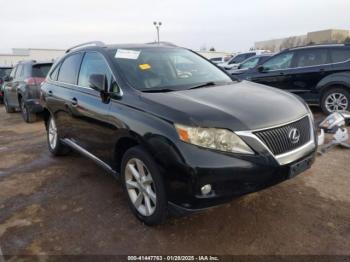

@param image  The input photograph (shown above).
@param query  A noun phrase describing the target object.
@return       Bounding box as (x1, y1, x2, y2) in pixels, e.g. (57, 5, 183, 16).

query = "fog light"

(201, 184, 212, 195)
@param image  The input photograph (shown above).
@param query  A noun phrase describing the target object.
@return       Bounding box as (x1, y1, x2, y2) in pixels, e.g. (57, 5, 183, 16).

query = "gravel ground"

(0, 105, 349, 256)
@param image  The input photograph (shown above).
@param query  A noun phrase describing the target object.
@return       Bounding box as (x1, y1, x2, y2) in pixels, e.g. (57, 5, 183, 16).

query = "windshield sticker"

(139, 64, 151, 70)
(115, 49, 141, 59)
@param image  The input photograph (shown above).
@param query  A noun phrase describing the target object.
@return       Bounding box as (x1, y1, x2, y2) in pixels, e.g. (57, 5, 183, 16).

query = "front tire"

(121, 146, 167, 226)
(321, 87, 350, 114)
(47, 115, 70, 156)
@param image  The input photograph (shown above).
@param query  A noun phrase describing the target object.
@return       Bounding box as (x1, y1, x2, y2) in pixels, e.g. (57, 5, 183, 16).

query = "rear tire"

(321, 87, 350, 114)
(47, 115, 71, 156)
(4, 96, 15, 113)
(121, 146, 167, 226)
(20, 99, 37, 123)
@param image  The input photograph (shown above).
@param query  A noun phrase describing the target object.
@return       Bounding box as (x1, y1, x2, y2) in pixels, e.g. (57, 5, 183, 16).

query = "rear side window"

(78, 52, 112, 89)
(10, 66, 17, 78)
(58, 53, 83, 84)
(295, 48, 328, 67)
(50, 63, 60, 81)
(15, 65, 24, 79)
(32, 63, 52, 77)
(330, 48, 350, 63)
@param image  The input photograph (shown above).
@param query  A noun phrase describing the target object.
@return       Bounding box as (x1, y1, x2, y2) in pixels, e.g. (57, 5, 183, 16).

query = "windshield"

(109, 47, 232, 92)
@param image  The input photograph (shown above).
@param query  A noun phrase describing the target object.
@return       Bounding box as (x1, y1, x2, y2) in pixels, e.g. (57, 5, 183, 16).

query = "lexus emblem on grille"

(288, 128, 300, 144)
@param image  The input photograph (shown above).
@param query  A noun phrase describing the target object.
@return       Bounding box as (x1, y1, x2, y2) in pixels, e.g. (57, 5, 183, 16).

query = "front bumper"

(163, 117, 317, 211)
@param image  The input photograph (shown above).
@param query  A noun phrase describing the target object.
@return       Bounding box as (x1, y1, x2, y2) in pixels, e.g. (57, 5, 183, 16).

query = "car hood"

(139, 81, 308, 131)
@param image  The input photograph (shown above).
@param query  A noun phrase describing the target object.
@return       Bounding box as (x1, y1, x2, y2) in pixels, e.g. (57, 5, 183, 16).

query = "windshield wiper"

(188, 81, 217, 90)
(141, 88, 176, 93)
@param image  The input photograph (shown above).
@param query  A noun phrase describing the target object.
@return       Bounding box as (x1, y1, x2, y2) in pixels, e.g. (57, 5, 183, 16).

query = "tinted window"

(240, 56, 260, 69)
(295, 49, 328, 67)
(330, 48, 350, 63)
(32, 63, 52, 77)
(78, 52, 112, 89)
(15, 64, 24, 79)
(50, 63, 60, 81)
(9, 66, 17, 78)
(58, 53, 83, 84)
(263, 52, 294, 71)
(230, 53, 256, 64)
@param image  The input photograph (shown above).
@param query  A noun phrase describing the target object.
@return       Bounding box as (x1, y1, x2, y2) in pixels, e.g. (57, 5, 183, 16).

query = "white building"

(197, 50, 232, 59)
(0, 48, 65, 66)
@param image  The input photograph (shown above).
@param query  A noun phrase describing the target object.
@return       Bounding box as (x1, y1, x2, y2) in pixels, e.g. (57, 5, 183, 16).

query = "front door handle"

(71, 97, 78, 106)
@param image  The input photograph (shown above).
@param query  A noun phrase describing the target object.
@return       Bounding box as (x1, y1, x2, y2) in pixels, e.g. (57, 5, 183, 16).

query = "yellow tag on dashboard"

(139, 64, 151, 70)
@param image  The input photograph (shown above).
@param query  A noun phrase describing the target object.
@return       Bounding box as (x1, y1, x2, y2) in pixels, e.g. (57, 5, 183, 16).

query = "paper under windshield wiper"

(188, 81, 217, 90)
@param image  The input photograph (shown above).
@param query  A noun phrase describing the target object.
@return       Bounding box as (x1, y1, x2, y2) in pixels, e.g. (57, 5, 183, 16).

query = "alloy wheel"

(48, 117, 58, 149)
(125, 158, 157, 216)
(325, 92, 349, 112)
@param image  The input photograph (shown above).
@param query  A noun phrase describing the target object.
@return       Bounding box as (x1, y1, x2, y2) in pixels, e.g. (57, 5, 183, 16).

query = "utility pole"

(153, 21, 162, 43)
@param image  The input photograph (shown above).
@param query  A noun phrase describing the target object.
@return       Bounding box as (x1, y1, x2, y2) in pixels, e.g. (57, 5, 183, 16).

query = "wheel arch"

(316, 72, 350, 97)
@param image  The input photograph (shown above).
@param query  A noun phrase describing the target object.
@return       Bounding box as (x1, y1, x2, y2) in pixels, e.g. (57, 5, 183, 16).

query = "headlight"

(175, 124, 254, 154)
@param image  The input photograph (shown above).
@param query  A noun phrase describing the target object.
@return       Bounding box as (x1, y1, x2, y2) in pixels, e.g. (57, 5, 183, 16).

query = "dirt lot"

(0, 105, 349, 256)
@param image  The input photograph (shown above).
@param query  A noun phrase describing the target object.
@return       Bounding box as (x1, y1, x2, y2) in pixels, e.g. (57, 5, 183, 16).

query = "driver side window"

(78, 52, 119, 93)
(262, 52, 294, 71)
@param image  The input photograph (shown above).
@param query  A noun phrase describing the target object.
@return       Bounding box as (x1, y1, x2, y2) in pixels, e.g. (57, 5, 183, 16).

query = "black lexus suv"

(40, 41, 316, 225)
(232, 44, 350, 114)
(3, 60, 52, 122)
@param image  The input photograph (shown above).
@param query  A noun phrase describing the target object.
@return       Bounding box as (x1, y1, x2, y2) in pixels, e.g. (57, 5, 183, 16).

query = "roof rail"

(146, 41, 177, 47)
(289, 43, 345, 50)
(66, 41, 106, 53)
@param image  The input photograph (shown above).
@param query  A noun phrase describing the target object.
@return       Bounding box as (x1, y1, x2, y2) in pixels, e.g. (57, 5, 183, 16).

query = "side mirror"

(257, 65, 265, 73)
(89, 74, 107, 92)
(89, 74, 110, 103)
(237, 64, 242, 69)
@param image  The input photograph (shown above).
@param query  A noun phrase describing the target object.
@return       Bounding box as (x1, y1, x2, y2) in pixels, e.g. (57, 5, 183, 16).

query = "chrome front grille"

(254, 116, 311, 155)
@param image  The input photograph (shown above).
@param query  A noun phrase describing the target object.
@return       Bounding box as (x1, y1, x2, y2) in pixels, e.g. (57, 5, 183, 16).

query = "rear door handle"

(71, 97, 78, 106)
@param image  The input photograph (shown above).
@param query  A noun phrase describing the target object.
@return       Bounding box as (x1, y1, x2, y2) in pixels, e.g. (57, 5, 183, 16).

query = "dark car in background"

(228, 54, 273, 75)
(234, 44, 350, 114)
(3, 60, 52, 122)
(40, 42, 316, 225)
(0, 66, 13, 103)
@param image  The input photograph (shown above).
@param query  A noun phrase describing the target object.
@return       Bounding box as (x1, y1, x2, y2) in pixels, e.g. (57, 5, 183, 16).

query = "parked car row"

(224, 44, 350, 114)
(218, 50, 271, 70)
(2, 60, 52, 122)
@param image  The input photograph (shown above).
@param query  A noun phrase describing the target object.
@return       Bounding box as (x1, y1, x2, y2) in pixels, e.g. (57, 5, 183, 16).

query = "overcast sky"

(0, 0, 349, 53)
